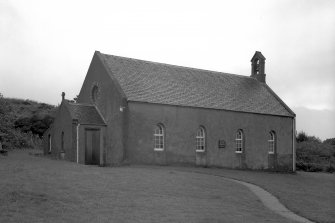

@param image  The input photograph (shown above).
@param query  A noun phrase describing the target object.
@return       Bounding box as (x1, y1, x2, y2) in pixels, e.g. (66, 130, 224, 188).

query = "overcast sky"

(1, 0, 334, 139)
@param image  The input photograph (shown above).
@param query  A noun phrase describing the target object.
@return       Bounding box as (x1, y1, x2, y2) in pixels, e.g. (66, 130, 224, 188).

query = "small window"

(235, 130, 243, 153)
(268, 131, 276, 154)
(154, 124, 164, 151)
(91, 85, 99, 103)
(196, 127, 206, 152)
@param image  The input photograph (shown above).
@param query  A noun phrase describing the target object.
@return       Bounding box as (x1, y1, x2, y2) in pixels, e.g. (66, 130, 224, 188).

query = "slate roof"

(66, 102, 106, 125)
(99, 52, 294, 117)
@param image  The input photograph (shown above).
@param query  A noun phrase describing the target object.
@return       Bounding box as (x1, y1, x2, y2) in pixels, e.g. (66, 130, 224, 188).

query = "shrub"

(297, 131, 308, 143)
(324, 138, 335, 146)
(296, 131, 322, 143)
(296, 140, 335, 173)
(0, 93, 54, 149)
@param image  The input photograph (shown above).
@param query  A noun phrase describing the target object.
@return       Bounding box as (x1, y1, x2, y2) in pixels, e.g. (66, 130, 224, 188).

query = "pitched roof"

(251, 51, 266, 61)
(98, 52, 294, 117)
(66, 102, 106, 125)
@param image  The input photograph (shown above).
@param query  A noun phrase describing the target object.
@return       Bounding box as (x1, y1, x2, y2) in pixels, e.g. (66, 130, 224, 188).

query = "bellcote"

(250, 51, 266, 83)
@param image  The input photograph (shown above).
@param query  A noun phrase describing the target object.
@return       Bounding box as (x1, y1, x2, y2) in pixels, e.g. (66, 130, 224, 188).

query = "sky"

(0, 0, 334, 139)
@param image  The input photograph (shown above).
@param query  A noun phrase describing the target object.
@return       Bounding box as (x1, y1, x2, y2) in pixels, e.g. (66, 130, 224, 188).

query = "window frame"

(268, 131, 276, 154)
(235, 130, 243, 153)
(154, 124, 165, 151)
(195, 127, 206, 152)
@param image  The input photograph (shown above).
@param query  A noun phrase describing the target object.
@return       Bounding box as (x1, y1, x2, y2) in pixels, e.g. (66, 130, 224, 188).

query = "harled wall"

(126, 101, 294, 171)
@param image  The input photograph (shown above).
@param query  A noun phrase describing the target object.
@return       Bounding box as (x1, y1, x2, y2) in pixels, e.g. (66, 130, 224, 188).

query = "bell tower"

(250, 51, 266, 83)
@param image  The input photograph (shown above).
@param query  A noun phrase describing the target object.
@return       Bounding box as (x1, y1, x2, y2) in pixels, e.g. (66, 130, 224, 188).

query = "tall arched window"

(268, 131, 276, 154)
(196, 127, 206, 152)
(154, 124, 164, 151)
(48, 134, 52, 153)
(235, 130, 243, 153)
(61, 131, 64, 152)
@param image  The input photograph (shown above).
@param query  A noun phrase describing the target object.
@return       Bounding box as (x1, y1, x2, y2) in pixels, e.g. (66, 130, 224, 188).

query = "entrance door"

(85, 129, 100, 165)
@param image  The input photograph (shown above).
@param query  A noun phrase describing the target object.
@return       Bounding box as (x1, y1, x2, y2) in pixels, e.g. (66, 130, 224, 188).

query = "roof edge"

(95, 51, 128, 100)
(127, 100, 295, 118)
(100, 52, 252, 80)
(263, 84, 295, 117)
(93, 105, 107, 125)
(66, 101, 107, 125)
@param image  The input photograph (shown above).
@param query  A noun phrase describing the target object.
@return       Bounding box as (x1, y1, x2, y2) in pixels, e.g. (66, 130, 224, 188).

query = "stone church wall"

(77, 52, 127, 165)
(44, 102, 74, 161)
(126, 102, 294, 171)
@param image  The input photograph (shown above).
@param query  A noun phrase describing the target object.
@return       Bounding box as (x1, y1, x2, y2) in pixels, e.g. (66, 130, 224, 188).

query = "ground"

(0, 150, 334, 223)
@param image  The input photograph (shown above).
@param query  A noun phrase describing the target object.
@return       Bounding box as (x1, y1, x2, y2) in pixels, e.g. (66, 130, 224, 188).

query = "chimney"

(250, 51, 266, 83)
(61, 92, 65, 101)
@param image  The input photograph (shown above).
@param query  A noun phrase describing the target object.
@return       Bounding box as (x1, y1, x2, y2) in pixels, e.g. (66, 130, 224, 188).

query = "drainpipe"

(77, 124, 80, 164)
(292, 118, 296, 172)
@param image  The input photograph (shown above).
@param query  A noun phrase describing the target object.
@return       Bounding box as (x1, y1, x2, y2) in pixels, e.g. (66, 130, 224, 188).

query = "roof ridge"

(98, 51, 294, 118)
(100, 52, 251, 79)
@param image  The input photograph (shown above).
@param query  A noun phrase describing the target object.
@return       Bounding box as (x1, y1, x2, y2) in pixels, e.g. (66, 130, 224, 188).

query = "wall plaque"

(218, 140, 226, 149)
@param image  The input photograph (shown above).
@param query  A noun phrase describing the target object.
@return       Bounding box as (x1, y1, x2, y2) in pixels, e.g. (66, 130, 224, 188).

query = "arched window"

(196, 127, 206, 152)
(48, 134, 52, 153)
(235, 130, 243, 153)
(91, 85, 99, 103)
(61, 131, 64, 152)
(268, 131, 276, 154)
(154, 124, 164, 151)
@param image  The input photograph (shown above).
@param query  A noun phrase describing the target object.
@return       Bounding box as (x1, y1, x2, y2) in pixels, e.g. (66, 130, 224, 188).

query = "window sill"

(196, 150, 205, 153)
(235, 151, 243, 154)
(154, 148, 164, 152)
(268, 152, 275, 154)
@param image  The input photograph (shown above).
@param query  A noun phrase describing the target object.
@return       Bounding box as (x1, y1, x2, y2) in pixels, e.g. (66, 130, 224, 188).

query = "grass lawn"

(0, 150, 333, 223)
(161, 166, 335, 223)
(0, 150, 299, 223)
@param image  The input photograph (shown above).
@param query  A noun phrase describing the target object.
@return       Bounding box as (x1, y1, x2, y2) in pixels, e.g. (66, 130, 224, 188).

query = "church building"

(44, 51, 296, 171)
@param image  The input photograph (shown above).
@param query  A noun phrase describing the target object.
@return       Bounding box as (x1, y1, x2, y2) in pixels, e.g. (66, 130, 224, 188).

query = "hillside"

(0, 93, 56, 149)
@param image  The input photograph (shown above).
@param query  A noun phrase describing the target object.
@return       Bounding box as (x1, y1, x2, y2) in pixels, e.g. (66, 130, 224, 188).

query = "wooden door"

(85, 129, 100, 165)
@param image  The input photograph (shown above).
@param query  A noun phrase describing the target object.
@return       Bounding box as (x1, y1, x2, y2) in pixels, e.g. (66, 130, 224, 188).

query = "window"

(48, 134, 52, 153)
(154, 124, 164, 151)
(61, 131, 64, 152)
(268, 131, 276, 154)
(196, 127, 206, 152)
(235, 130, 243, 153)
(91, 85, 99, 103)
(255, 59, 260, 75)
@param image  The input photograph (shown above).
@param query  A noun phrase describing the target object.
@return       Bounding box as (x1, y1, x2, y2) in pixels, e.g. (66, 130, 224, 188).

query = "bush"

(14, 114, 54, 137)
(324, 138, 335, 146)
(0, 93, 54, 149)
(296, 131, 322, 143)
(296, 140, 335, 173)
